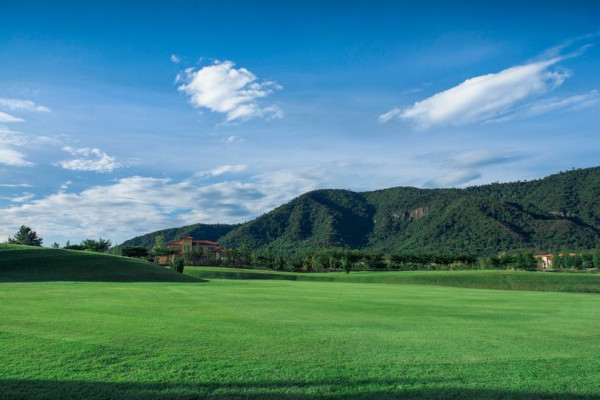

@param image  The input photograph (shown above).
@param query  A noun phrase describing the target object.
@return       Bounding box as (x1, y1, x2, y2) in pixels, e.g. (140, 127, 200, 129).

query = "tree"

(169, 257, 185, 273)
(7, 225, 43, 246)
(122, 246, 149, 258)
(81, 238, 111, 252)
(52, 242, 60, 249)
(340, 251, 351, 274)
(183, 246, 204, 265)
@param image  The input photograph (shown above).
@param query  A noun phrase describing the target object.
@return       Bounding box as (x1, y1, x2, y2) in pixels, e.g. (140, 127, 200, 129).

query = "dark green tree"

(7, 225, 43, 246)
(169, 257, 185, 273)
(122, 246, 149, 258)
(81, 238, 111, 252)
(340, 251, 351, 274)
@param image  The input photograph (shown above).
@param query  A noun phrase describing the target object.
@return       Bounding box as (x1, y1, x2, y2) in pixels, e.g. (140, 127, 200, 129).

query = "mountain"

(116, 223, 238, 250)
(120, 167, 600, 255)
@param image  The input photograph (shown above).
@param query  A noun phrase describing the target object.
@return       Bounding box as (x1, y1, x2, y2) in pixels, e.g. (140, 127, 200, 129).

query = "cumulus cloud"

(0, 98, 51, 113)
(0, 169, 322, 244)
(381, 40, 596, 128)
(57, 147, 122, 173)
(177, 60, 283, 122)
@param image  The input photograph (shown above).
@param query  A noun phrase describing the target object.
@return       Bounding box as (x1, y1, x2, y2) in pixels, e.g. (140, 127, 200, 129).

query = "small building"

(533, 252, 577, 269)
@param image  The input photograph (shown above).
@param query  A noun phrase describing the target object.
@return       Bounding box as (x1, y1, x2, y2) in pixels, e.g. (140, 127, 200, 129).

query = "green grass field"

(1, 246, 600, 399)
(185, 266, 600, 293)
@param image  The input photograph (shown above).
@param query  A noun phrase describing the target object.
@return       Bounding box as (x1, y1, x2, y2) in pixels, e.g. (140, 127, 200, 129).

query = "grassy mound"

(184, 267, 600, 293)
(0, 244, 198, 282)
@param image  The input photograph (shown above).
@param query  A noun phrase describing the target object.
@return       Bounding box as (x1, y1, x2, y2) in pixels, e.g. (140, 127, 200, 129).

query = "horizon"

(1, 1, 599, 245)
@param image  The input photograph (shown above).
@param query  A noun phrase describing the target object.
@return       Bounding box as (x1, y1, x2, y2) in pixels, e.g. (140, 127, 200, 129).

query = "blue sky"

(1, 0, 599, 245)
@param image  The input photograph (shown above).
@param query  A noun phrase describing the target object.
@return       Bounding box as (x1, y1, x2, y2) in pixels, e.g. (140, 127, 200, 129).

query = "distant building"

(533, 252, 577, 269)
(155, 236, 225, 265)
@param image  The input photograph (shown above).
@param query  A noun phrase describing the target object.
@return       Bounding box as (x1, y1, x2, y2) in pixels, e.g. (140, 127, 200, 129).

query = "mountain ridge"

(118, 167, 600, 255)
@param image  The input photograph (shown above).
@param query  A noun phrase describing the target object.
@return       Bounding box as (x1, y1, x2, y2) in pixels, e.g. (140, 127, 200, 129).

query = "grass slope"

(0, 244, 197, 282)
(185, 267, 600, 293)
(1, 278, 599, 399)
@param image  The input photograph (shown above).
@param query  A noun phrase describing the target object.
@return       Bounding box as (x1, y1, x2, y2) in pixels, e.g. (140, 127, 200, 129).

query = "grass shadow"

(1, 379, 597, 399)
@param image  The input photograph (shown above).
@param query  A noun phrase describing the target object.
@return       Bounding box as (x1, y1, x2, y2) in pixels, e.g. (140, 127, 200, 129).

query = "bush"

(169, 257, 185, 273)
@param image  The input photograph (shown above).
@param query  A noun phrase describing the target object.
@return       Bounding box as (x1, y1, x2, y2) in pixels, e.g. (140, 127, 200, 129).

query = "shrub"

(169, 257, 185, 273)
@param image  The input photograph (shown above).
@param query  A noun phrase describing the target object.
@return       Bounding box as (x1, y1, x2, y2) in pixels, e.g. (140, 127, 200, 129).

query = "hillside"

(121, 167, 600, 255)
(115, 223, 237, 250)
(0, 244, 198, 282)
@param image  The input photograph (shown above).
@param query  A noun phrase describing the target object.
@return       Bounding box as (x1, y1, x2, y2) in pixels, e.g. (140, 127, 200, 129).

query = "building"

(155, 236, 220, 265)
(533, 252, 577, 269)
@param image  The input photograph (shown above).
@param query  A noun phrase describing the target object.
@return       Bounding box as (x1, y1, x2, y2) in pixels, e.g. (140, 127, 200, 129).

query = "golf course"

(1, 245, 599, 399)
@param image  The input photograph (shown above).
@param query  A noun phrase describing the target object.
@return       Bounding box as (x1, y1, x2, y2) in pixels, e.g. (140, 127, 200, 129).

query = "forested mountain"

(119, 167, 600, 255)
(116, 223, 238, 250)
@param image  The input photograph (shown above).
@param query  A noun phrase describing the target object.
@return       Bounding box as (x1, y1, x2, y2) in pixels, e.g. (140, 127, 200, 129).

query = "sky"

(0, 0, 599, 246)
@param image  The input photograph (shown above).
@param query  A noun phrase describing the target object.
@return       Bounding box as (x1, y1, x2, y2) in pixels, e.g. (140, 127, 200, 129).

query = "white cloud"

(219, 135, 245, 144)
(0, 170, 322, 244)
(57, 147, 122, 173)
(425, 169, 481, 188)
(177, 60, 283, 122)
(382, 57, 569, 128)
(194, 164, 248, 178)
(60, 180, 72, 191)
(0, 98, 51, 113)
(0, 111, 23, 123)
(0, 147, 33, 167)
(0, 126, 33, 166)
(9, 192, 35, 203)
(0, 183, 33, 188)
(170, 54, 180, 64)
(381, 40, 596, 128)
(487, 90, 600, 123)
(421, 148, 526, 188)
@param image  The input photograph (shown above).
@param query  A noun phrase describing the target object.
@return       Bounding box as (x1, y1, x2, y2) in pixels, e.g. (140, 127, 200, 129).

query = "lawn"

(184, 266, 600, 293)
(1, 276, 599, 398)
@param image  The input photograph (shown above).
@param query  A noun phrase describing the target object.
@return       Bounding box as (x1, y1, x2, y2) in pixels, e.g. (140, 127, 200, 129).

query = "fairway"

(1, 278, 599, 399)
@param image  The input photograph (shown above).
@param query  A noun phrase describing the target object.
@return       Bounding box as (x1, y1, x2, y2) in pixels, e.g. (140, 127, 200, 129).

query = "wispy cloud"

(177, 60, 283, 122)
(0, 98, 51, 113)
(0, 126, 33, 166)
(194, 164, 248, 178)
(380, 37, 597, 128)
(219, 135, 245, 144)
(0, 111, 23, 123)
(0, 147, 33, 167)
(0, 183, 33, 188)
(9, 192, 35, 203)
(421, 149, 526, 188)
(170, 54, 180, 64)
(57, 147, 122, 173)
(487, 90, 599, 123)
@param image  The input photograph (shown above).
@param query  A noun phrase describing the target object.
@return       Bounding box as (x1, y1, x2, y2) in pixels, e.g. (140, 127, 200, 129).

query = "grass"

(184, 266, 600, 293)
(1, 246, 600, 398)
(0, 244, 197, 282)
